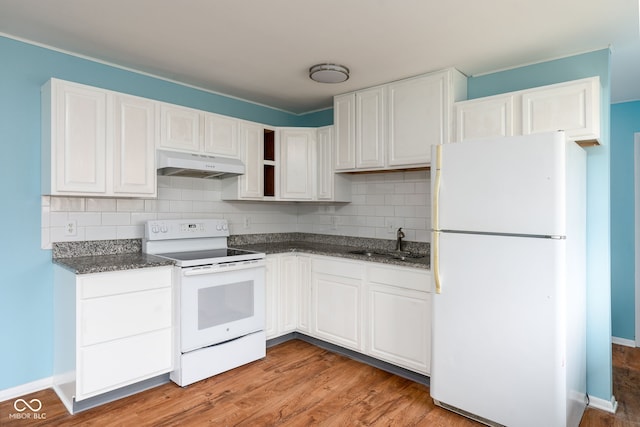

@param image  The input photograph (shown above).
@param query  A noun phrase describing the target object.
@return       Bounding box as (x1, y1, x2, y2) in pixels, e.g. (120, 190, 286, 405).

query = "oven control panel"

(145, 219, 229, 240)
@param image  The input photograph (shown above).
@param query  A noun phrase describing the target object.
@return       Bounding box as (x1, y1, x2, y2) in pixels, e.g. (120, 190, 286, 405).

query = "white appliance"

(143, 218, 266, 387)
(430, 131, 587, 427)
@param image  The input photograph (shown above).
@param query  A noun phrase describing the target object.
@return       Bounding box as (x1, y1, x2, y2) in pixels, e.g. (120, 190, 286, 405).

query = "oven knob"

(161, 225, 168, 233)
(216, 224, 222, 231)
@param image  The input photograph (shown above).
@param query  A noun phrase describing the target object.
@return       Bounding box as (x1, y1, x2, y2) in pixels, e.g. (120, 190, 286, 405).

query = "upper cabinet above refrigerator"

(454, 77, 601, 146)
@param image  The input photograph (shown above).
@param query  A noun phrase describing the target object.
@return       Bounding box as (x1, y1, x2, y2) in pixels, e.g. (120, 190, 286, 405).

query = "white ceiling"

(0, 0, 638, 113)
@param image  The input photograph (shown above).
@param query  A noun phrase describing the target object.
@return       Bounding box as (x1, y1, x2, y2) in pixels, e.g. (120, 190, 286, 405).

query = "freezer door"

(433, 132, 567, 236)
(431, 232, 585, 427)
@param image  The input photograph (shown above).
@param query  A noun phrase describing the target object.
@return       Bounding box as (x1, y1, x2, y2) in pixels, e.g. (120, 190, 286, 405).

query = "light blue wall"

(610, 101, 640, 341)
(0, 35, 329, 391)
(468, 49, 613, 402)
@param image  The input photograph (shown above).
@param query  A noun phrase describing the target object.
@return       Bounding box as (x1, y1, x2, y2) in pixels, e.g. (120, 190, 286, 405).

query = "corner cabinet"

(454, 77, 601, 144)
(264, 253, 432, 375)
(42, 78, 157, 198)
(53, 266, 173, 414)
(334, 69, 467, 171)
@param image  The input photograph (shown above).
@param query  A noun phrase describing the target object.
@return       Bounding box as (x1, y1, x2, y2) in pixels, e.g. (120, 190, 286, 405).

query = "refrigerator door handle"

(433, 144, 442, 294)
(433, 230, 441, 294)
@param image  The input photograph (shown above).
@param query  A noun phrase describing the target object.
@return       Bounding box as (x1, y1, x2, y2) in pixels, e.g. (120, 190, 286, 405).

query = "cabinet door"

(334, 93, 356, 170)
(455, 95, 514, 142)
(316, 126, 334, 200)
(356, 87, 385, 169)
(159, 104, 201, 152)
(112, 95, 157, 196)
(280, 128, 315, 200)
(238, 122, 264, 198)
(387, 73, 447, 166)
(53, 81, 107, 194)
(312, 272, 362, 351)
(367, 284, 431, 374)
(265, 255, 280, 339)
(203, 113, 239, 157)
(297, 256, 312, 333)
(279, 255, 299, 333)
(521, 77, 600, 141)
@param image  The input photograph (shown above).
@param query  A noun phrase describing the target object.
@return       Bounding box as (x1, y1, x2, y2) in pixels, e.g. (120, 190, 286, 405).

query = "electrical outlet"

(65, 220, 77, 236)
(243, 217, 250, 229)
(331, 216, 338, 230)
(388, 221, 395, 233)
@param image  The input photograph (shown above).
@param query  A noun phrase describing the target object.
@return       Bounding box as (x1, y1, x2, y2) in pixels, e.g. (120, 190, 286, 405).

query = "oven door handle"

(183, 259, 266, 276)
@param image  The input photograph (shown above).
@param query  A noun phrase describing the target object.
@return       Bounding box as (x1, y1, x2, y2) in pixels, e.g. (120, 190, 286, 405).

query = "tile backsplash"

(41, 171, 430, 249)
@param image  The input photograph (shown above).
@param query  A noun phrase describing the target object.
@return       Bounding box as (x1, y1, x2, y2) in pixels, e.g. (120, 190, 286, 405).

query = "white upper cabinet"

(237, 121, 266, 199)
(388, 70, 466, 166)
(112, 94, 157, 196)
(521, 77, 600, 142)
(203, 112, 239, 157)
(42, 78, 156, 197)
(317, 125, 350, 202)
(454, 77, 600, 144)
(334, 93, 357, 170)
(334, 69, 467, 171)
(43, 80, 107, 195)
(356, 86, 386, 169)
(159, 103, 201, 152)
(160, 103, 242, 158)
(279, 128, 315, 200)
(455, 94, 515, 142)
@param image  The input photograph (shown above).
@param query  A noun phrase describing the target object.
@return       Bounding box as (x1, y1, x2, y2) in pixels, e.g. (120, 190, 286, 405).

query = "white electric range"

(143, 218, 266, 387)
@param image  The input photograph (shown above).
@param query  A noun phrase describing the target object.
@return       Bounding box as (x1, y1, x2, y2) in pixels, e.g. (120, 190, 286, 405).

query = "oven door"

(179, 260, 265, 353)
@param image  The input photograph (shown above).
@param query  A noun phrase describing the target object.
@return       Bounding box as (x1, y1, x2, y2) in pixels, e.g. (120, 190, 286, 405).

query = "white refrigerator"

(430, 131, 587, 427)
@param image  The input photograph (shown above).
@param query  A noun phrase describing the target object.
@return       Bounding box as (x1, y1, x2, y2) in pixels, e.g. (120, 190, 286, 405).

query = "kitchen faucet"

(395, 227, 405, 251)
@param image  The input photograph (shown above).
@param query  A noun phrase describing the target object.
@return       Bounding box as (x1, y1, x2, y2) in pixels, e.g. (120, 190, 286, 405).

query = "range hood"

(157, 150, 245, 179)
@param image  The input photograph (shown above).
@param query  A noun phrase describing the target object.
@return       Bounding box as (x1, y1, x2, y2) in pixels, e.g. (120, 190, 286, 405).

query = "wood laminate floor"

(0, 340, 638, 426)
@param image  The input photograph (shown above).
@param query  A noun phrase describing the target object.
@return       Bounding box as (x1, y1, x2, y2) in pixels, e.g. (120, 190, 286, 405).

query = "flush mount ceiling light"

(309, 63, 350, 83)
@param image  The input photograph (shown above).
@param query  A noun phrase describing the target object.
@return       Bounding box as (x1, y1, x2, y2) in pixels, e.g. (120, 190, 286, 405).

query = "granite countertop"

(233, 240, 430, 270)
(53, 252, 174, 274)
(52, 239, 174, 274)
(52, 234, 430, 274)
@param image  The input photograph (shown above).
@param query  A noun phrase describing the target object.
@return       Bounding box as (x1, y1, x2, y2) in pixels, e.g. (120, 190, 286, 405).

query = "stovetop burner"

(157, 248, 261, 262)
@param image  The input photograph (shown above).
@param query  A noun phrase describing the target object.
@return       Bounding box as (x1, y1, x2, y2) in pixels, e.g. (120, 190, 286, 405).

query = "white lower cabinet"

(311, 257, 365, 352)
(264, 253, 432, 375)
(366, 265, 432, 375)
(53, 266, 173, 414)
(265, 253, 305, 339)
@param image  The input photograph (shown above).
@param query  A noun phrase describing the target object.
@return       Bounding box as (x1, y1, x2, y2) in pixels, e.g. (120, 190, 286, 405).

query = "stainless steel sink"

(347, 249, 425, 261)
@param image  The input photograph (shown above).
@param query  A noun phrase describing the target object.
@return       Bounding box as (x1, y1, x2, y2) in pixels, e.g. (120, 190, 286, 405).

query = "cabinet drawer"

(80, 287, 172, 346)
(79, 267, 171, 299)
(368, 264, 431, 292)
(77, 328, 172, 399)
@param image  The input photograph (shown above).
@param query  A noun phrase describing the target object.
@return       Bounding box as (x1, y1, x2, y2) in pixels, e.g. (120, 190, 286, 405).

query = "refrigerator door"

(431, 232, 574, 427)
(433, 131, 567, 237)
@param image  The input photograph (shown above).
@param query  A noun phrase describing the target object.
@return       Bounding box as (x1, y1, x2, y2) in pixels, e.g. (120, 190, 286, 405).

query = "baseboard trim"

(588, 395, 618, 414)
(612, 336, 637, 347)
(0, 377, 53, 403)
